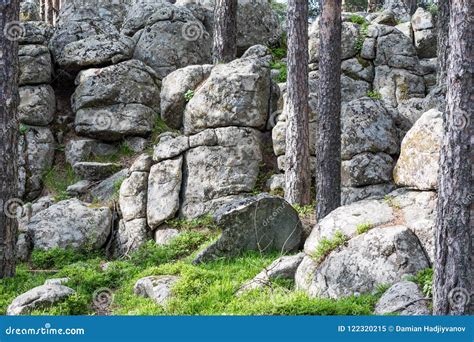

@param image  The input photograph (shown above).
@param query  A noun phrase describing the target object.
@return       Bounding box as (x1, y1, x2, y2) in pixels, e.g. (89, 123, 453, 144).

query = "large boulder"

(18, 45, 52, 86)
(180, 127, 262, 218)
(123, 0, 212, 79)
(373, 26, 419, 71)
(393, 109, 442, 190)
(375, 281, 430, 315)
(296, 226, 430, 298)
(27, 199, 112, 251)
(73, 60, 160, 140)
(160, 64, 213, 129)
(18, 126, 55, 200)
(194, 194, 303, 263)
(7, 284, 75, 315)
(411, 8, 437, 59)
(183, 55, 271, 134)
(18, 85, 55, 126)
(18, 21, 53, 45)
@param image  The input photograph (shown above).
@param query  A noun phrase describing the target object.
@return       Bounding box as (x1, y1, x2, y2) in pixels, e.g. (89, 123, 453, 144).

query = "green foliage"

(88, 141, 134, 163)
(43, 164, 79, 202)
(356, 222, 373, 235)
(270, 61, 287, 82)
(384, 195, 401, 209)
(349, 14, 367, 25)
(113, 176, 127, 199)
(367, 90, 382, 100)
(312, 231, 349, 264)
(407, 268, 433, 298)
(293, 202, 316, 217)
(166, 214, 218, 231)
(30, 248, 102, 270)
(270, 47, 287, 60)
(355, 21, 370, 54)
(184, 89, 195, 102)
(19, 124, 30, 134)
(427, 4, 438, 15)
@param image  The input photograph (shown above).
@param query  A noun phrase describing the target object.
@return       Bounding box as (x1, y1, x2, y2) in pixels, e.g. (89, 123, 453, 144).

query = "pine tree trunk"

(212, 0, 237, 64)
(433, 0, 473, 316)
(437, 0, 450, 88)
(284, 0, 311, 206)
(316, 0, 342, 221)
(45, 0, 53, 25)
(0, 0, 20, 278)
(367, 0, 378, 12)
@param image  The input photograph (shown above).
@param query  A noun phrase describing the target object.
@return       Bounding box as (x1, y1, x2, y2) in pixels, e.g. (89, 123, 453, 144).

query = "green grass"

(356, 222, 373, 235)
(349, 14, 367, 25)
(270, 61, 287, 83)
(354, 20, 370, 54)
(43, 164, 79, 202)
(312, 231, 349, 264)
(270, 47, 287, 60)
(293, 202, 316, 216)
(367, 90, 382, 100)
(88, 141, 134, 163)
(407, 268, 433, 298)
(184, 89, 195, 102)
(165, 214, 218, 231)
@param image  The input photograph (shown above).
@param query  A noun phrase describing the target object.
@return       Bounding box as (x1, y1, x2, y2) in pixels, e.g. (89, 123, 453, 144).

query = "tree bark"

(284, 0, 311, 206)
(367, 0, 378, 12)
(212, 0, 237, 64)
(316, 0, 342, 221)
(437, 0, 450, 88)
(0, 0, 20, 278)
(433, 0, 473, 315)
(45, 0, 53, 25)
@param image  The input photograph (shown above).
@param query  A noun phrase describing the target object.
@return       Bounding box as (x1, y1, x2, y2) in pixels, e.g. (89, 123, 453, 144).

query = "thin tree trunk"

(433, 0, 473, 315)
(45, 0, 53, 25)
(316, 0, 342, 221)
(437, 0, 450, 88)
(367, 0, 378, 12)
(0, 0, 20, 278)
(213, 0, 237, 64)
(284, 0, 311, 206)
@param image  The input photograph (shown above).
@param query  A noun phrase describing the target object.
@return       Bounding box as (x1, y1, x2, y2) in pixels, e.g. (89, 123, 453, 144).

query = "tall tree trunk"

(404, 0, 417, 15)
(433, 0, 473, 315)
(45, 0, 53, 25)
(316, 0, 342, 220)
(212, 0, 237, 64)
(437, 0, 450, 88)
(367, 0, 378, 12)
(284, 0, 311, 206)
(0, 0, 20, 278)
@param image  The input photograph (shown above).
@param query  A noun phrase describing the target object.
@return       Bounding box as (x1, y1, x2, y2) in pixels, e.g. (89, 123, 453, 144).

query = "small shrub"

(367, 90, 382, 100)
(356, 222, 373, 235)
(270, 47, 287, 59)
(293, 202, 316, 217)
(407, 268, 433, 298)
(30, 248, 102, 270)
(184, 89, 195, 102)
(312, 231, 349, 264)
(270, 61, 287, 82)
(349, 14, 367, 25)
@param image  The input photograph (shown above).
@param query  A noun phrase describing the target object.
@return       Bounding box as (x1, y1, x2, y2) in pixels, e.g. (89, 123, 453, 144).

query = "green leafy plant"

(349, 14, 367, 25)
(293, 202, 316, 217)
(367, 90, 382, 100)
(184, 89, 195, 102)
(19, 124, 30, 134)
(356, 222, 373, 235)
(270, 61, 287, 83)
(407, 268, 433, 298)
(312, 231, 349, 264)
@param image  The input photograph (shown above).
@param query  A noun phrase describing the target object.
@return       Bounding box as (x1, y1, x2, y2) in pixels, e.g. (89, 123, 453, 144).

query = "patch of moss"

(312, 231, 349, 264)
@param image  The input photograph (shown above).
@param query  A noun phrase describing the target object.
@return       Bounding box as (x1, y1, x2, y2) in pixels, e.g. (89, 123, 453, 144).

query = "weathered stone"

(7, 285, 75, 315)
(393, 109, 442, 190)
(65, 138, 119, 166)
(20, 0, 41, 21)
(375, 281, 430, 315)
(341, 58, 374, 83)
(194, 194, 302, 263)
(120, 172, 148, 221)
(111, 218, 150, 257)
(414, 29, 437, 59)
(19, 44, 52, 85)
(375, 28, 419, 71)
(129, 154, 154, 173)
(296, 226, 430, 298)
(160, 64, 213, 129)
(89, 168, 129, 201)
(153, 135, 190, 162)
(18, 85, 55, 126)
(73, 162, 122, 181)
(411, 7, 435, 31)
(27, 198, 112, 251)
(44, 278, 70, 286)
(341, 152, 394, 187)
(18, 21, 53, 45)
(147, 157, 183, 229)
(66, 180, 92, 196)
(125, 137, 149, 153)
(133, 275, 180, 305)
(154, 228, 181, 246)
(341, 183, 396, 205)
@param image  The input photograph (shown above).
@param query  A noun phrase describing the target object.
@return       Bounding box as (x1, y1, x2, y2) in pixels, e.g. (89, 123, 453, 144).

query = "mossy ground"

(0, 227, 383, 316)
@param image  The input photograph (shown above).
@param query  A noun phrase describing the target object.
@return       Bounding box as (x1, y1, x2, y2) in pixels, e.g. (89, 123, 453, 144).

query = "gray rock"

(194, 194, 303, 263)
(188, 129, 218, 147)
(296, 226, 430, 298)
(382, 0, 412, 22)
(411, 7, 435, 31)
(44, 278, 70, 286)
(181, 127, 262, 218)
(16, 233, 32, 262)
(160, 64, 213, 129)
(18, 126, 55, 200)
(89, 168, 129, 201)
(19, 44, 52, 85)
(414, 29, 437, 59)
(7, 284, 75, 315)
(27, 198, 112, 251)
(360, 37, 376, 60)
(129, 154, 154, 173)
(18, 84, 55, 126)
(65, 138, 119, 166)
(341, 58, 374, 83)
(183, 56, 271, 134)
(73, 162, 122, 181)
(147, 157, 183, 229)
(395, 21, 413, 41)
(266, 174, 285, 193)
(237, 253, 304, 294)
(111, 218, 150, 257)
(120, 171, 148, 222)
(341, 152, 394, 187)
(66, 180, 92, 196)
(133, 275, 180, 305)
(304, 199, 394, 255)
(57, 34, 135, 71)
(153, 135, 190, 162)
(154, 228, 181, 246)
(125, 137, 149, 153)
(375, 281, 430, 315)
(393, 109, 442, 190)
(18, 21, 53, 45)
(341, 183, 396, 205)
(341, 97, 399, 159)
(371, 10, 397, 26)
(374, 28, 419, 71)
